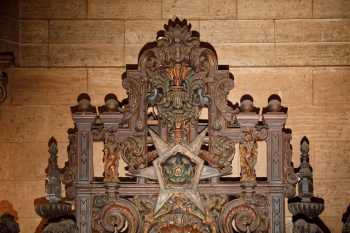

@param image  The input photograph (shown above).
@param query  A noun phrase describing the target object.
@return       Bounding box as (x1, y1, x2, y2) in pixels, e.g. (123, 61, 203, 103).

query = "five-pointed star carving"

(133, 128, 220, 218)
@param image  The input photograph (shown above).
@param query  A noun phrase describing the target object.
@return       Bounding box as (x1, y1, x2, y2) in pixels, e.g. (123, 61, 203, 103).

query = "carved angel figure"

(239, 129, 258, 182)
(103, 133, 120, 182)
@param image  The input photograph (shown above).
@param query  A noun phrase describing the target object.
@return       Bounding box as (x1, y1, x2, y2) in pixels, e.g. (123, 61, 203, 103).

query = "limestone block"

(312, 67, 350, 106)
(200, 20, 274, 43)
(237, 0, 312, 19)
(20, 20, 48, 43)
(0, 181, 44, 218)
(215, 43, 276, 66)
(0, 143, 11, 181)
(287, 106, 350, 142)
(49, 20, 124, 44)
(228, 67, 313, 107)
(88, 0, 161, 19)
(313, 140, 350, 180)
(20, 0, 87, 19)
(19, 0, 49, 19)
(275, 43, 350, 66)
(19, 44, 48, 67)
(163, 0, 237, 19)
(16, 181, 45, 218)
(49, 0, 87, 18)
(10, 68, 87, 105)
(125, 44, 142, 64)
(314, 179, 350, 217)
(0, 105, 74, 143)
(87, 68, 127, 105)
(49, 44, 124, 66)
(313, 0, 350, 18)
(125, 20, 199, 45)
(276, 19, 350, 42)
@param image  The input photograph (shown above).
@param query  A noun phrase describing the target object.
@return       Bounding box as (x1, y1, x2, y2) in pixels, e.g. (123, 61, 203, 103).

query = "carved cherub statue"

(239, 129, 258, 182)
(103, 133, 121, 182)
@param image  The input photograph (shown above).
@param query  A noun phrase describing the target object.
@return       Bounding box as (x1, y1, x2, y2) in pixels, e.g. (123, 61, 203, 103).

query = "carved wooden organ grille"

(52, 19, 301, 233)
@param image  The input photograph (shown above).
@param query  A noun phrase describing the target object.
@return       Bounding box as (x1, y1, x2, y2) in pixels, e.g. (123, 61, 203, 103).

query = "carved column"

(263, 113, 287, 182)
(73, 114, 96, 182)
(71, 94, 97, 233)
(263, 110, 287, 233)
(271, 193, 284, 233)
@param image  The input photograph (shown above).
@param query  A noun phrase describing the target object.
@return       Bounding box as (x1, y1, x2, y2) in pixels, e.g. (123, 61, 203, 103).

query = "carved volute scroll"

(35, 17, 331, 233)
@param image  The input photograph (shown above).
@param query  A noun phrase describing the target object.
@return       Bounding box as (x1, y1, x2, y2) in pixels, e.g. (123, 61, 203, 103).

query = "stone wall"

(0, 0, 349, 232)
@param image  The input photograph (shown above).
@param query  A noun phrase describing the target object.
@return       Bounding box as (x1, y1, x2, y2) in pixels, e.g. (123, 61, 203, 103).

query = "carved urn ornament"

(34, 18, 330, 233)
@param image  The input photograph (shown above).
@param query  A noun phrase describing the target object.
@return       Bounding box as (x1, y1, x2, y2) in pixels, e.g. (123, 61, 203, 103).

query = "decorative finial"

(71, 93, 96, 113)
(239, 94, 259, 113)
(46, 137, 62, 203)
(297, 136, 313, 200)
(263, 94, 288, 114)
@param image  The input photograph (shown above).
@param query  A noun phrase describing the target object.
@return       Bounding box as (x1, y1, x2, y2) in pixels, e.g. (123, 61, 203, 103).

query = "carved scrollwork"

(92, 197, 141, 233)
(121, 136, 151, 172)
(199, 135, 236, 173)
(122, 73, 146, 131)
(219, 199, 259, 233)
(219, 195, 269, 233)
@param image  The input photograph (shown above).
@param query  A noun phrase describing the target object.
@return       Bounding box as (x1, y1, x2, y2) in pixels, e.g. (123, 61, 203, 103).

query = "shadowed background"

(0, 0, 349, 232)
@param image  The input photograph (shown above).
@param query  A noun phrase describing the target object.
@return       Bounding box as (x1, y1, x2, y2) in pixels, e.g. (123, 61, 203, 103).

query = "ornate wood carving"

(34, 17, 331, 233)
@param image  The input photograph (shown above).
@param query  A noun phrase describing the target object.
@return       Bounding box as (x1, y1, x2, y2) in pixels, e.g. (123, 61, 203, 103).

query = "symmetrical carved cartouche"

(35, 17, 330, 233)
